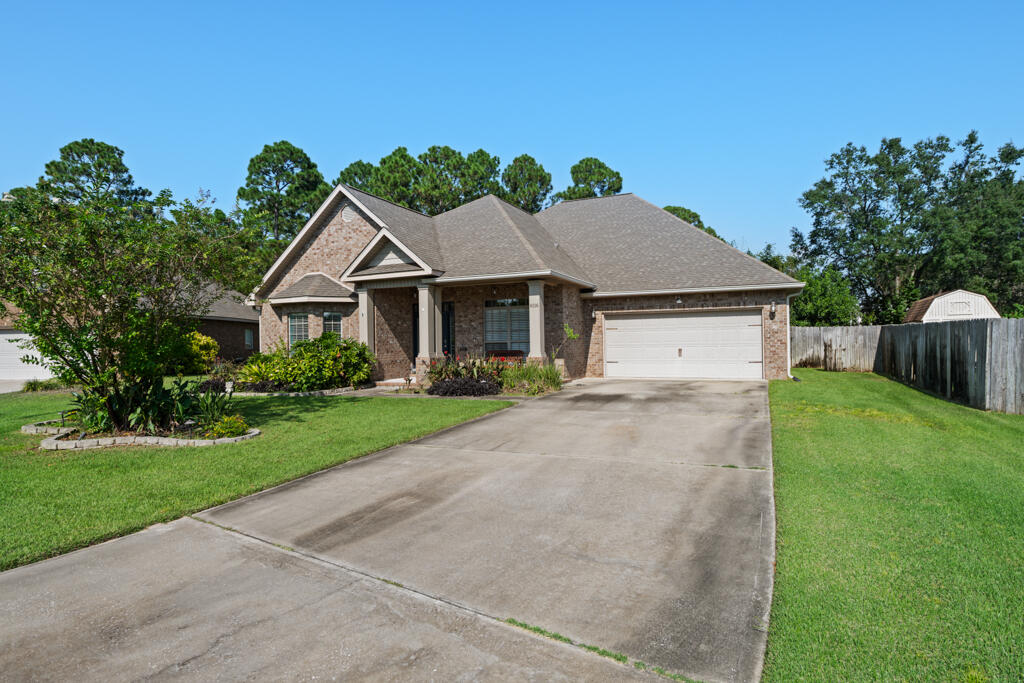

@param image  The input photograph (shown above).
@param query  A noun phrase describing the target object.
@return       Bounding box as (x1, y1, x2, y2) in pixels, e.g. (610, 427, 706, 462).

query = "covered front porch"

(356, 279, 577, 383)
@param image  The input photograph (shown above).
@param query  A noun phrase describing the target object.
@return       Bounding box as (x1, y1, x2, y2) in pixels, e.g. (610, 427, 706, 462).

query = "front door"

(442, 301, 455, 356)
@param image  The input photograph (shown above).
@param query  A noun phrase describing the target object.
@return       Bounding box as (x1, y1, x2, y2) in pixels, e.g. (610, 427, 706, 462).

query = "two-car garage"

(603, 309, 764, 380)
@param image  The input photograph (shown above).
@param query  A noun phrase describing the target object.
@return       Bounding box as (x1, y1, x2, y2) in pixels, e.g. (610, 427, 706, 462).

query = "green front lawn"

(0, 391, 511, 570)
(765, 369, 1024, 681)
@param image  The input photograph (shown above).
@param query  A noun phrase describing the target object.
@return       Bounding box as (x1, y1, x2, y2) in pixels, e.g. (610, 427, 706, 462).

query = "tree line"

(233, 140, 716, 276)
(236, 141, 626, 243)
(9, 131, 1019, 330)
(752, 131, 1024, 325)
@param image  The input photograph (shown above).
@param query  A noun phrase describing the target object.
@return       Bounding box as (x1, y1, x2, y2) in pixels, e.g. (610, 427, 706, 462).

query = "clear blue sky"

(2, 0, 1021, 252)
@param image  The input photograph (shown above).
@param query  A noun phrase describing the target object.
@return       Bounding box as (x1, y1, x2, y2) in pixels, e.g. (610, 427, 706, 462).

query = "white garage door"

(604, 310, 763, 380)
(0, 330, 53, 381)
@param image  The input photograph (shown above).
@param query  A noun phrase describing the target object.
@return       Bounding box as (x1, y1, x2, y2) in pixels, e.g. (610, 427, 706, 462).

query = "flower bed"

(426, 356, 563, 396)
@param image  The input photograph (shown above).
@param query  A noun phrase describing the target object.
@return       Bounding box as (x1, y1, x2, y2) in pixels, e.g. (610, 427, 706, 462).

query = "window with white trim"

(323, 312, 343, 335)
(288, 314, 309, 346)
(484, 298, 529, 355)
(244, 328, 254, 350)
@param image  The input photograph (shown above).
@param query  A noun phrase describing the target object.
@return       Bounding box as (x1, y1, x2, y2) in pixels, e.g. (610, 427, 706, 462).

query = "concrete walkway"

(0, 380, 775, 682)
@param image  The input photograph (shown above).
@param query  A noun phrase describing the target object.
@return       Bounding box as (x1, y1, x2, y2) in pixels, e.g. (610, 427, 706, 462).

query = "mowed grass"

(0, 391, 510, 570)
(765, 369, 1024, 681)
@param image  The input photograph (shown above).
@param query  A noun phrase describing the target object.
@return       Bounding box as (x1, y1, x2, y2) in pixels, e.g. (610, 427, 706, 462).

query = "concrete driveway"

(0, 379, 24, 393)
(0, 379, 775, 682)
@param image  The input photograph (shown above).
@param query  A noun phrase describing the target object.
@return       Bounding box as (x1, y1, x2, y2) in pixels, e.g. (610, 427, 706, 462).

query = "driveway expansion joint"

(190, 515, 669, 679)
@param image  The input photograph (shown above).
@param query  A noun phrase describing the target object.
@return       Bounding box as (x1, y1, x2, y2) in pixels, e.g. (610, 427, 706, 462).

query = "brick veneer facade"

(198, 320, 259, 362)
(259, 199, 377, 351)
(256, 197, 793, 382)
(580, 290, 791, 380)
(264, 281, 793, 382)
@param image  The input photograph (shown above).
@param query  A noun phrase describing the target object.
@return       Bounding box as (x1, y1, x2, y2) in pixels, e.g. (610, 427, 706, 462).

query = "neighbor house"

(903, 290, 1001, 324)
(253, 185, 803, 382)
(198, 287, 260, 361)
(0, 307, 51, 381)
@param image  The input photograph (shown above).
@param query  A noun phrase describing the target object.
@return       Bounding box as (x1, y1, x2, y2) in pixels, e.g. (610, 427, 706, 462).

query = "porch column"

(527, 279, 545, 361)
(358, 288, 375, 353)
(417, 284, 438, 359)
(433, 287, 443, 355)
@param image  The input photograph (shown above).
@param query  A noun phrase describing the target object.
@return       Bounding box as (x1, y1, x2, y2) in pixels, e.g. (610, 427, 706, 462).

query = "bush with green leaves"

(21, 378, 67, 392)
(207, 414, 250, 439)
(68, 378, 236, 436)
(425, 356, 511, 385)
(176, 331, 220, 375)
(236, 333, 375, 391)
(0, 139, 261, 432)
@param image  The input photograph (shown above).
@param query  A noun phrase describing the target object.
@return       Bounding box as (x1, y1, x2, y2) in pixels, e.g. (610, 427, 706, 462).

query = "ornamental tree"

(0, 175, 259, 430)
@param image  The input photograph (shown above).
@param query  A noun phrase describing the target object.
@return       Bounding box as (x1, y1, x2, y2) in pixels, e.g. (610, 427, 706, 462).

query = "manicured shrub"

(427, 377, 502, 396)
(207, 414, 249, 439)
(177, 331, 219, 375)
(236, 333, 375, 391)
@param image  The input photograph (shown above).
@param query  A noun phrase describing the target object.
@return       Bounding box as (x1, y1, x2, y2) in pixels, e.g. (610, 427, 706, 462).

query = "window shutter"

(509, 308, 529, 344)
(484, 307, 508, 344)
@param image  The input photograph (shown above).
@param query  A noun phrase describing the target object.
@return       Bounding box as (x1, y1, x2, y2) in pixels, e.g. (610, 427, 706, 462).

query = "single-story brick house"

(198, 288, 260, 362)
(253, 185, 804, 381)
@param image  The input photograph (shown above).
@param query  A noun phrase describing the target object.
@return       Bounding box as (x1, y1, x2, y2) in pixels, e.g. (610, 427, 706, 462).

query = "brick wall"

(440, 283, 529, 357)
(559, 286, 587, 378)
(581, 290, 792, 380)
(260, 303, 359, 355)
(373, 287, 416, 379)
(259, 199, 377, 350)
(198, 320, 259, 361)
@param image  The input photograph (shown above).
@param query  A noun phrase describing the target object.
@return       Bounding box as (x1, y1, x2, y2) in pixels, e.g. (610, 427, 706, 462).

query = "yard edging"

(22, 420, 261, 450)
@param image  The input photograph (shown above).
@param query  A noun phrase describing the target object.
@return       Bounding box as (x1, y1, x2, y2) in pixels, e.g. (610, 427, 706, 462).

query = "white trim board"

(582, 282, 804, 298)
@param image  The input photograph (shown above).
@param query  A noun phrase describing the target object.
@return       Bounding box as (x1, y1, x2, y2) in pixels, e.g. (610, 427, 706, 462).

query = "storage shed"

(903, 290, 1001, 323)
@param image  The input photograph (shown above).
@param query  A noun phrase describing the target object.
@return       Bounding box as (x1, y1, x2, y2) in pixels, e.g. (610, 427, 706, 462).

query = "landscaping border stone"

(232, 386, 357, 398)
(20, 419, 69, 435)
(21, 421, 261, 451)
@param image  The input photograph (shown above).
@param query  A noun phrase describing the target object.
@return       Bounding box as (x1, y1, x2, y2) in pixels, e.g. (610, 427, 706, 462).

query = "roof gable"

(341, 228, 436, 281)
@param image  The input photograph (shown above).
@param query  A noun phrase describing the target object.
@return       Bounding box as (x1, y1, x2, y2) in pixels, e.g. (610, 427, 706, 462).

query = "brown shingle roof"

(260, 184, 803, 296)
(203, 287, 260, 322)
(271, 273, 355, 301)
(535, 194, 799, 292)
(903, 292, 945, 323)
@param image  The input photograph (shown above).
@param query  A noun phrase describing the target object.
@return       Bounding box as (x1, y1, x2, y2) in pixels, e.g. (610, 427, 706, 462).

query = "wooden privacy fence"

(791, 319, 1024, 415)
